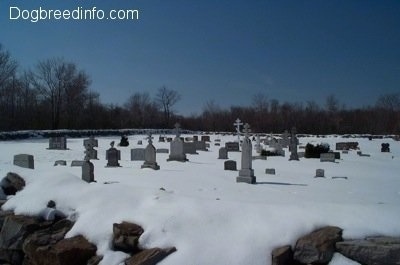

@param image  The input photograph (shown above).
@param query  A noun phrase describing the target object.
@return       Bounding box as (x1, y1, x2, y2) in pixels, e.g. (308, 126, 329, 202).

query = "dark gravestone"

(54, 160, 67, 166)
(381, 143, 390, 152)
(320, 153, 335, 162)
(48, 137, 67, 150)
(224, 160, 237, 171)
(194, 141, 208, 151)
(288, 127, 299, 161)
(201, 135, 210, 142)
(71, 160, 85, 167)
(315, 169, 325, 178)
(106, 142, 121, 167)
(13, 154, 34, 169)
(82, 161, 95, 183)
(156, 148, 169, 154)
(265, 168, 276, 175)
(119, 135, 129, 147)
(336, 142, 359, 150)
(218, 147, 228, 159)
(183, 142, 198, 155)
(225, 142, 240, 152)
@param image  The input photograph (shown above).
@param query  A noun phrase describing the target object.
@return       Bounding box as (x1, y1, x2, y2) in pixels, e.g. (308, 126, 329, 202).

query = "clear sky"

(1, 0, 399, 115)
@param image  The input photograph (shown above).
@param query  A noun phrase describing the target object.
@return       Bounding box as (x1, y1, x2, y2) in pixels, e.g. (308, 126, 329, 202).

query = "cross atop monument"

(146, 132, 154, 144)
(174, 123, 181, 138)
(234, 118, 243, 132)
(233, 118, 243, 143)
(243, 123, 251, 138)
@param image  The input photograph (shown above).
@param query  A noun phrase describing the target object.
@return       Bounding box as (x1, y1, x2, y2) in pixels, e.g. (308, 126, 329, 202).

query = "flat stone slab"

(265, 168, 276, 175)
(156, 148, 169, 154)
(71, 160, 85, 167)
(54, 160, 67, 166)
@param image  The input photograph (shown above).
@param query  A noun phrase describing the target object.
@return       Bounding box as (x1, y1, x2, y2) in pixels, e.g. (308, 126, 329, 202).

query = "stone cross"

(146, 133, 154, 144)
(243, 123, 251, 138)
(141, 133, 160, 170)
(233, 118, 243, 143)
(174, 123, 181, 138)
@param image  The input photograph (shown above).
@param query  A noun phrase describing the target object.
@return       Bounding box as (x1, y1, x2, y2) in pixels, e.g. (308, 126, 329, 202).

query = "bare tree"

(155, 86, 181, 127)
(202, 100, 222, 131)
(32, 58, 90, 129)
(124, 92, 158, 128)
(0, 45, 17, 89)
(252, 92, 269, 132)
(252, 92, 269, 113)
(376, 93, 400, 111)
(325, 94, 339, 113)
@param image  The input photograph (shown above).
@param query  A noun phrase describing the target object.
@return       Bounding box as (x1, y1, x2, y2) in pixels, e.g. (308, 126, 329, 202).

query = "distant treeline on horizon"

(1, 45, 399, 134)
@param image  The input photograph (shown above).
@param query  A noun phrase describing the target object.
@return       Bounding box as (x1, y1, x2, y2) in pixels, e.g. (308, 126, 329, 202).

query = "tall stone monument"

(236, 123, 256, 184)
(289, 127, 299, 161)
(141, 133, 160, 170)
(255, 134, 262, 153)
(167, 123, 188, 162)
(82, 138, 95, 183)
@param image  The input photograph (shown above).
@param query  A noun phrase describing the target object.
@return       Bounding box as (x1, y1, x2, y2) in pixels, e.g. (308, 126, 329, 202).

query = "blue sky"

(1, 0, 399, 115)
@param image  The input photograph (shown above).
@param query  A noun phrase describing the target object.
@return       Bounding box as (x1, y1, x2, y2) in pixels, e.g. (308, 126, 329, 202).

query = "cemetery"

(0, 129, 399, 265)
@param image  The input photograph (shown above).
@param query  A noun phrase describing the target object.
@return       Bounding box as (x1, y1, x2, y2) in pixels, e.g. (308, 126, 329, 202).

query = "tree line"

(0, 45, 399, 134)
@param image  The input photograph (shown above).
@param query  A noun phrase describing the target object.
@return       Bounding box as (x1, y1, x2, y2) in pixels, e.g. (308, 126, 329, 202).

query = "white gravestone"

(167, 123, 188, 162)
(141, 134, 160, 170)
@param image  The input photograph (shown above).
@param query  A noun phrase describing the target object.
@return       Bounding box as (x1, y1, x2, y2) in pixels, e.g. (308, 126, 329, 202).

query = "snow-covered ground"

(1, 135, 399, 265)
